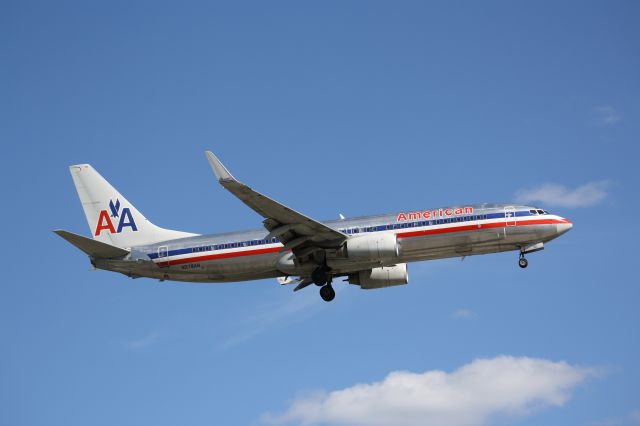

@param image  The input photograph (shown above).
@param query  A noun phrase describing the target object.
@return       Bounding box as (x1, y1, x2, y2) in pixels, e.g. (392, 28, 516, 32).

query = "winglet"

(205, 151, 236, 182)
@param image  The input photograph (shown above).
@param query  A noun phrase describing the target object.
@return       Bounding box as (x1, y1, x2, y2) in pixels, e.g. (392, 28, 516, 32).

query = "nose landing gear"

(519, 253, 528, 268)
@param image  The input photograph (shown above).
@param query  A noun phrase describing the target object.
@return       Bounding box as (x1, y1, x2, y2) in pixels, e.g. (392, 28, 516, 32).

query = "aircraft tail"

(69, 164, 197, 248)
(54, 229, 130, 258)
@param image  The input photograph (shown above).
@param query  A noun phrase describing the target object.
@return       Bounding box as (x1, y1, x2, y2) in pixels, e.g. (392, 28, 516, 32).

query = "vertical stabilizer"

(69, 164, 197, 248)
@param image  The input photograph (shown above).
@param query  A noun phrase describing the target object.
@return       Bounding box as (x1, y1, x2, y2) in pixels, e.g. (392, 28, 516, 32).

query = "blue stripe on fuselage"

(147, 209, 543, 259)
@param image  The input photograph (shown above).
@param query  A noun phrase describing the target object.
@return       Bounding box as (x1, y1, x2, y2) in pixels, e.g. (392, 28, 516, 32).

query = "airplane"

(55, 151, 573, 302)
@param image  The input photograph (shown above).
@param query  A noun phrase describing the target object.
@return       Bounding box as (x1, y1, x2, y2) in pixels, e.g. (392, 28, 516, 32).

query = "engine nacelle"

(349, 263, 409, 290)
(344, 233, 399, 262)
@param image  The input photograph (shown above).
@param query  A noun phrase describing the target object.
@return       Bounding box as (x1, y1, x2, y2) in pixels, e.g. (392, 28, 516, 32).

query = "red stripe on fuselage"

(156, 246, 283, 267)
(396, 218, 561, 239)
(156, 218, 563, 266)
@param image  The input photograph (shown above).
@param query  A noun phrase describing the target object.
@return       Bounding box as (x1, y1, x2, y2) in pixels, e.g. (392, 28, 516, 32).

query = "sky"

(1, 1, 639, 425)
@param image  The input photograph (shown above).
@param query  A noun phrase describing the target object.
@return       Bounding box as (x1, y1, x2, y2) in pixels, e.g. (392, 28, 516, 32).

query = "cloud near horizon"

(515, 181, 610, 208)
(127, 332, 159, 350)
(451, 308, 477, 319)
(594, 105, 622, 126)
(263, 356, 593, 426)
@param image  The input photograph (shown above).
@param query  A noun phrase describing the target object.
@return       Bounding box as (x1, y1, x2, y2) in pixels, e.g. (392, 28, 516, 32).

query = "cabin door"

(158, 245, 169, 267)
(504, 206, 517, 227)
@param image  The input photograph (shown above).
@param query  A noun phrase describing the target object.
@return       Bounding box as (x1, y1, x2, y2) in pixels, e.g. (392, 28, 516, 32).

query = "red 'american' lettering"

(396, 207, 474, 222)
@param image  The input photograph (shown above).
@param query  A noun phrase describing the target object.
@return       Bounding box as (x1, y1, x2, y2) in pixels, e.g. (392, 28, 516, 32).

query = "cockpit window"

(529, 209, 538, 215)
(543, 210, 549, 214)
(536, 209, 545, 215)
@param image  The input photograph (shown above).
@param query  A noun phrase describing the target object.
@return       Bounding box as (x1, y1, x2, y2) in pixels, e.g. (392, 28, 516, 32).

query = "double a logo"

(94, 199, 138, 236)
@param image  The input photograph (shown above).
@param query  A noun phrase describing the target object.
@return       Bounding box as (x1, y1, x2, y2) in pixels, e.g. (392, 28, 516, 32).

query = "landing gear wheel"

(312, 267, 329, 286)
(519, 257, 528, 268)
(319, 285, 335, 302)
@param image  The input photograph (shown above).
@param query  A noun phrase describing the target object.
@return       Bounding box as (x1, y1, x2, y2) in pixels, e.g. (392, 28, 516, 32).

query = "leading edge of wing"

(204, 151, 347, 247)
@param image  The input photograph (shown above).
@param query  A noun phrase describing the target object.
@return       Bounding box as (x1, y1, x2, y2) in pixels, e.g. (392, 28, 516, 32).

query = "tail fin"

(69, 164, 197, 248)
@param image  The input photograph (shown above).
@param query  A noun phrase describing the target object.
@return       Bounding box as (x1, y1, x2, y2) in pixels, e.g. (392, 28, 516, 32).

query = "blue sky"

(2, 1, 639, 425)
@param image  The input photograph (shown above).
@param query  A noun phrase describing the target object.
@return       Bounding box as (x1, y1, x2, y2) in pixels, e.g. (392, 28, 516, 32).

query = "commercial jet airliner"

(56, 151, 573, 301)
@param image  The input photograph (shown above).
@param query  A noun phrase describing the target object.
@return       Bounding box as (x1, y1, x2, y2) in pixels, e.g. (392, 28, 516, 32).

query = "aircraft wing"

(205, 151, 347, 251)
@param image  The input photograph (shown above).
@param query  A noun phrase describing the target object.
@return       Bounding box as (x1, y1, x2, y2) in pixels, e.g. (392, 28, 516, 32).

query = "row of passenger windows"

(192, 237, 280, 253)
(188, 211, 542, 253)
(339, 215, 490, 234)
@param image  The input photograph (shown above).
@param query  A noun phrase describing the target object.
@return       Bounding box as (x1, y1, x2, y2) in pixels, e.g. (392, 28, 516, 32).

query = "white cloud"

(263, 356, 593, 426)
(515, 181, 610, 208)
(451, 308, 477, 320)
(594, 105, 622, 126)
(127, 332, 159, 350)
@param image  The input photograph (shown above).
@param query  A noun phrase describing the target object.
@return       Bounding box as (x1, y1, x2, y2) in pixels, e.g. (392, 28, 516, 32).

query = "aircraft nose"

(556, 218, 573, 236)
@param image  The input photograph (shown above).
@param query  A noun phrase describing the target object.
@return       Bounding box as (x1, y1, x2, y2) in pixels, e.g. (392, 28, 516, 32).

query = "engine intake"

(349, 263, 409, 289)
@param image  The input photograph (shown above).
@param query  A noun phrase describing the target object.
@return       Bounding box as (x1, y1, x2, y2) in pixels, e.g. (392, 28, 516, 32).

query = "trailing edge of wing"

(204, 151, 347, 246)
(54, 230, 130, 259)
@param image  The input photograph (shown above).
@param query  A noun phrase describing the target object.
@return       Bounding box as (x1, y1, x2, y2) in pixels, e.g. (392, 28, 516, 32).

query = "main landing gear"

(519, 253, 529, 269)
(312, 266, 335, 302)
(319, 284, 336, 302)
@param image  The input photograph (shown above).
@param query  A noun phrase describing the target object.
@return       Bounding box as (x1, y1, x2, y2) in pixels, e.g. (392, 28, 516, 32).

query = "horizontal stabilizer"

(54, 229, 130, 259)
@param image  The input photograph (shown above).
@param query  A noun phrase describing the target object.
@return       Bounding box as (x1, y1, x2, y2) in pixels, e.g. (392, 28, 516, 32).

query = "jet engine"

(344, 233, 399, 262)
(348, 263, 408, 289)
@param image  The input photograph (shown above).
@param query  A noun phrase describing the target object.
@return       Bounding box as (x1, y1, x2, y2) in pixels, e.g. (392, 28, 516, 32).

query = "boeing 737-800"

(55, 151, 573, 301)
